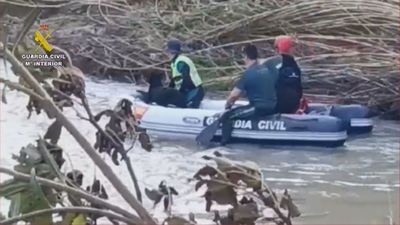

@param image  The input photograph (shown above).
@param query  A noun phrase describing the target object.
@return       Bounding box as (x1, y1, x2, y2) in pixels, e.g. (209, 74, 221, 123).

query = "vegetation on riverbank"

(2, 0, 399, 118)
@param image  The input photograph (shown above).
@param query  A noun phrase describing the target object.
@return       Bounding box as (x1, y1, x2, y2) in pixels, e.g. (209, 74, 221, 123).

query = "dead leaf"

(111, 148, 120, 166)
(188, 212, 196, 224)
(195, 180, 206, 191)
(213, 151, 223, 157)
(66, 170, 83, 187)
(201, 155, 212, 160)
(86, 179, 108, 200)
(193, 165, 218, 179)
(239, 196, 255, 205)
(225, 170, 262, 190)
(233, 202, 259, 224)
(145, 188, 163, 206)
(138, 132, 152, 152)
(204, 186, 237, 211)
(258, 190, 276, 208)
(169, 187, 179, 195)
(280, 189, 301, 218)
(44, 120, 62, 144)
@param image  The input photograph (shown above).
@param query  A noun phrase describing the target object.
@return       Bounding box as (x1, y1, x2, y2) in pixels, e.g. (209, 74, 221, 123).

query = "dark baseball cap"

(166, 39, 181, 54)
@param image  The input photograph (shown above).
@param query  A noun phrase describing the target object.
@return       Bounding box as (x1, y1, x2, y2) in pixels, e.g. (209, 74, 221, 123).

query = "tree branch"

(3, 47, 156, 224)
(11, 8, 41, 54)
(0, 166, 142, 224)
(0, 206, 133, 225)
(80, 96, 143, 203)
(0, 77, 44, 101)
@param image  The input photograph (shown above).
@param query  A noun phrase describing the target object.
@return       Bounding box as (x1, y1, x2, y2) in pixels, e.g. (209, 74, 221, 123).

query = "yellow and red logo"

(33, 23, 53, 53)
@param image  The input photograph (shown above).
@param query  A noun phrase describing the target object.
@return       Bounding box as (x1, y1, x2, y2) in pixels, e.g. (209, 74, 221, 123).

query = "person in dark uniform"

(220, 44, 278, 145)
(145, 71, 187, 108)
(166, 39, 205, 108)
(263, 35, 303, 114)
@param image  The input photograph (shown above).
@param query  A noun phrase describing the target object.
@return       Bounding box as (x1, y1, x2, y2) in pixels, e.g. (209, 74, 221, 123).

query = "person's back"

(263, 35, 303, 113)
(238, 64, 278, 113)
(277, 54, 302, 113)
(220, 44, 278, 145)
(166, 39, 205, 108)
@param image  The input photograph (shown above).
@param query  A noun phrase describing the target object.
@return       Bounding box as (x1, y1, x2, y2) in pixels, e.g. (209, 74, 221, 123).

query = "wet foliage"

(25, 67, 85, 119)
(163, 214, 197, 225)
(0, 139, 63, 224)
(94, 99, 152, 165)
(145, 181, 179, 211)
(193, 151, 300, 225)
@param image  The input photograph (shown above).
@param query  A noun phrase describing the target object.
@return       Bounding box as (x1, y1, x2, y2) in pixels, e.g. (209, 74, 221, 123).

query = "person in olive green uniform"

(166, 39, 205, 108)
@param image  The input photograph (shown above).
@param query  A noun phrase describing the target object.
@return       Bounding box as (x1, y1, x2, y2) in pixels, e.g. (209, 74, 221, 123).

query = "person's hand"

(225, 101, 233, 110)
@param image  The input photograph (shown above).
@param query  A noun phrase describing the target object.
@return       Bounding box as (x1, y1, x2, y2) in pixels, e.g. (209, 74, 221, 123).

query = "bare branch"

(0, 77, 44, 101)
(0, 166, 142, 224)
(0, 206, 133, 225)
(3, 45, 156, 224)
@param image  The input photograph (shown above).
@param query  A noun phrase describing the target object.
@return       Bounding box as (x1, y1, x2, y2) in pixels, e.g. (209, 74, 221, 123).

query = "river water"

(0, 60, 399, 224)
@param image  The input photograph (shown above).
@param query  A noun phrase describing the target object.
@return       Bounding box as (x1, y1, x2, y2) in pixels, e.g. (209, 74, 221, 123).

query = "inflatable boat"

(195, 100, 374, 134)
(130, 96, 373, 147)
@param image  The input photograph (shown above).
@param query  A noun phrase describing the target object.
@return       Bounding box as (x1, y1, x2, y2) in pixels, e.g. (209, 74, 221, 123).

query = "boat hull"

(132, 98, 350, 147)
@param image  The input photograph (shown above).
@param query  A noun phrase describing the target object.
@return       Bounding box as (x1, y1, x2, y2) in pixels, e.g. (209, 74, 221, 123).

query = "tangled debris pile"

(3, 0, 399, 115)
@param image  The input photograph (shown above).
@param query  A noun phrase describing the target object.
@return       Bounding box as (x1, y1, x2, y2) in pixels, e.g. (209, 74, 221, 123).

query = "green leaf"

(7, 169, 54, 224)
(71, 213, 87, 225)
(30, 168, 51, 207)
(19, 190, 52, 223)
(62, 212, 76, 225)
(0, 180, 29, 199)
(35, 163, 56, 179)
(13, 164, 32, 174)
(8, 193, 21, 218)
(164, 216, 192, 225)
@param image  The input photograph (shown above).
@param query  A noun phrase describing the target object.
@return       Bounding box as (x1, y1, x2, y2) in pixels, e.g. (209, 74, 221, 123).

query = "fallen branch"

(0, 206, 133, 225)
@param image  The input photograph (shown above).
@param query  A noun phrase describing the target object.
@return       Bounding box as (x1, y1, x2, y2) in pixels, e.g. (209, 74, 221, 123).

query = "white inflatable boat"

(130, 95, 374, 147)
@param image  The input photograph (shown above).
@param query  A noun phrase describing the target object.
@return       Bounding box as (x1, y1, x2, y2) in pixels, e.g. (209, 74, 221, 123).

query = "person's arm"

(225, 87, 242, 109)
(176, 61, 191, 92)
(169, 79, 176, 88)
(225, 75, 245, 109)
(167, 63, 176, 88)
(294, 60, 303, 96)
